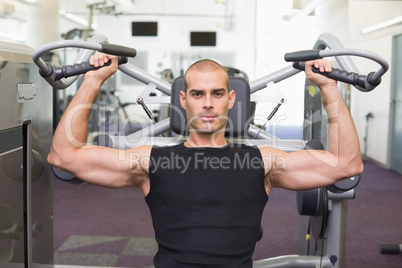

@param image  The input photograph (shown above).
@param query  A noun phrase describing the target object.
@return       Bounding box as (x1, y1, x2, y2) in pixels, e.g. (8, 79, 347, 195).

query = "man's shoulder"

(150, 142, 184, 155)
(256, 144, 282, 153)
(127, 145, 153, 157)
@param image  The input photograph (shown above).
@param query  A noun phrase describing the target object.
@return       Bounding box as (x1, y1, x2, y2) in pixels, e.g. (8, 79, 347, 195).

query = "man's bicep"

(268, 150, 340, 191)
(68, 145, 151, 188)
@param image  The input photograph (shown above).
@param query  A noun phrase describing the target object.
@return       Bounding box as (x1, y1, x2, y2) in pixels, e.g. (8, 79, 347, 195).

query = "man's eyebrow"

(212, 88, 226, 93)
(188, 89, 204, 94)
(187, 88, 226, 94)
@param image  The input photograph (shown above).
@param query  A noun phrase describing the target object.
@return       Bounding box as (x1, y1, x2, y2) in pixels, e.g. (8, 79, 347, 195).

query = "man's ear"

(180, 90, 186, 110)
(228, 90, 236, 109)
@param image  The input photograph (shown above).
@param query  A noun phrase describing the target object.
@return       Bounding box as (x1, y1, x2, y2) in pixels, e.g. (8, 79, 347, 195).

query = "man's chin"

(189, 126, 226, 135)
(188, 120, 227, 134)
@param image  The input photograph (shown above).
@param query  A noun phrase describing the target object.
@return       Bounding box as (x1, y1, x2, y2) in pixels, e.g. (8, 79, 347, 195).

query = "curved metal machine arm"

(32, 32, 389, 268)
(284, 33, 388, 92)
(250, 33, 388, 94)
(32, 34, 137, 89)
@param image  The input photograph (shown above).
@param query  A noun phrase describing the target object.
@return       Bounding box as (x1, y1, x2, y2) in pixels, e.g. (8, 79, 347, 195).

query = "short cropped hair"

(184, 59, 229, 92)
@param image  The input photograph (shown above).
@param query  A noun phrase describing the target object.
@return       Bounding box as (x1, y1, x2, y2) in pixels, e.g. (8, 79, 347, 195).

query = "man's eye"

(215, 92, 223, 97)
(192, 92, 201, 97)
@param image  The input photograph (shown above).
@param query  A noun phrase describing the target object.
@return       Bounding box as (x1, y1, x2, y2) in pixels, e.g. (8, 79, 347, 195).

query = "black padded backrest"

(170, 76, 250, 137)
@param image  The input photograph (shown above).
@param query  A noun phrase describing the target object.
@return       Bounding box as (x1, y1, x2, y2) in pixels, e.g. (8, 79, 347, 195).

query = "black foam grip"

(51, 165, 83, 184)
(293, 62, 367, 89)
(297, 189, 319, 216)
(327, 174, 361, 193)
(93, 134, 113, 148)
(100, 43, 137, 57)
(304, 139, 324, 150)
(54, 56, 128, 80)
(284, 49, 323, 62)
(380, 244, 401, 254)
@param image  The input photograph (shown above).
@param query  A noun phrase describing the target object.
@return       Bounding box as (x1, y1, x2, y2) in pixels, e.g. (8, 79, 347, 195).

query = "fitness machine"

(33, 33, 388, 268)
(0, 42, 53, 267)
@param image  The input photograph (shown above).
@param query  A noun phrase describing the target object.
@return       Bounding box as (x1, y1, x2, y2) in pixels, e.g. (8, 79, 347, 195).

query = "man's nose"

(203, 94, 213, 109)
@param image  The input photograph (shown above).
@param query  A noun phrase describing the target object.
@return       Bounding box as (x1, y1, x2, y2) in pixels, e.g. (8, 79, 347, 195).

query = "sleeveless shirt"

(146, 142, 268, 267)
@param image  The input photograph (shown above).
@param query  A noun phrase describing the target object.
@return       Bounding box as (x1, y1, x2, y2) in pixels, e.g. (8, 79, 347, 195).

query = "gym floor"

(53, 160, 402, 268)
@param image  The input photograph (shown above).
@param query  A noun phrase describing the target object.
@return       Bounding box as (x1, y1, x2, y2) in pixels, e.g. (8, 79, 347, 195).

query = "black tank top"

(146, 142, 268, 268)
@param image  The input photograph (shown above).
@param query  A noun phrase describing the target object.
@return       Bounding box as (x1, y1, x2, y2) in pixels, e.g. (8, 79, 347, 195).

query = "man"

(48, 54, 363, 267)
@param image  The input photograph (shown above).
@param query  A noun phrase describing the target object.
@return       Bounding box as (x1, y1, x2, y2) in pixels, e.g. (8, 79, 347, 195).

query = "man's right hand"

(304, 59, 337, 89)
(86, 53, 119, 83)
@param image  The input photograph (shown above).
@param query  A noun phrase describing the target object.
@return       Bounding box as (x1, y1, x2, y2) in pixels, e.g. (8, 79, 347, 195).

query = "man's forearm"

(321, 83, 362, 173)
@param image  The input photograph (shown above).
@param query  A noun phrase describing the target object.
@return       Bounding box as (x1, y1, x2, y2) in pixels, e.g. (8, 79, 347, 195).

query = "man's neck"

(184, 132, 227, 148)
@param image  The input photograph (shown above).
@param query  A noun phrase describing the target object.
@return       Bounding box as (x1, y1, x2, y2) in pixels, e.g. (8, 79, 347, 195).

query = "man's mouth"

(199, 114, 217, 122)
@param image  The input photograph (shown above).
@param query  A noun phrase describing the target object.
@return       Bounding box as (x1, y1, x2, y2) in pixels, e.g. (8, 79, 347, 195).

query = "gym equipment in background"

(0, 41, 53, 268)
(33, 32, 388, 268)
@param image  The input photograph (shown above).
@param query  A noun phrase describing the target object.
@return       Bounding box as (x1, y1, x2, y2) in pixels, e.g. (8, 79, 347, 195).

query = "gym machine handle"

(284, 49, 323, 62)
(33, 34, 137, 89)
(99, 43, 137, 57)
(291, 61, 368, 90)
(54, 56, 128, 81)
(284, 48, 389, 92)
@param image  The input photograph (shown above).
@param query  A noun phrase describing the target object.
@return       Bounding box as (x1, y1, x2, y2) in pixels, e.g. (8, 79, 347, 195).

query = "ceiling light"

(362, 16, 402, 34)
(59, 10, 89, 27)
(15, 0, 37, 4)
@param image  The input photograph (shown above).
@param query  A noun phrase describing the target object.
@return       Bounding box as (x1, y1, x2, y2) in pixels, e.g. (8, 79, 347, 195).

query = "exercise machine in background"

(32, 33, 388, 268)
(0, 42, 53, 267)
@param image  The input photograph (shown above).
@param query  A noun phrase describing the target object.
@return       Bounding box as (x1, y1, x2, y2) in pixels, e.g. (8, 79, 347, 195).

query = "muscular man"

(48, 54, 363, 267)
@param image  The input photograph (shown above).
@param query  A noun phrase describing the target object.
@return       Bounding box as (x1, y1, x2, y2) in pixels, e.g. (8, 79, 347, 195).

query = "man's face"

(180, 69, 235, 135)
